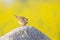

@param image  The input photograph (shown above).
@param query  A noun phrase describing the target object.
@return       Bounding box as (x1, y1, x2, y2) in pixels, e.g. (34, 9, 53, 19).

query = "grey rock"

(0, 26, 50, 40)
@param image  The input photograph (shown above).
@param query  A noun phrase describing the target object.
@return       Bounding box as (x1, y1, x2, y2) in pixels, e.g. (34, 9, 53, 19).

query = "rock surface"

(0, 26, 50, 40)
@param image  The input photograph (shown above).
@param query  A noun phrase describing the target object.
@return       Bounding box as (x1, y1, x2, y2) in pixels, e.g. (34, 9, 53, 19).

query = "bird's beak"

(14, 15, 18, 18)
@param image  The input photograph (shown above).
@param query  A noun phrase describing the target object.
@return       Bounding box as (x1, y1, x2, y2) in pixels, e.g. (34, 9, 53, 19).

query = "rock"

(0, 26, 50, 40)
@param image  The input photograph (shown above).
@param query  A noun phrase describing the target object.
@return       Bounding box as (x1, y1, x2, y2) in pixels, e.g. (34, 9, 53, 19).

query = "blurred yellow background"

(0, 0, 60, 40)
